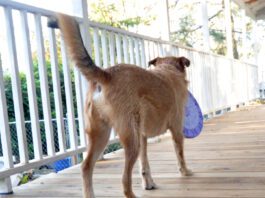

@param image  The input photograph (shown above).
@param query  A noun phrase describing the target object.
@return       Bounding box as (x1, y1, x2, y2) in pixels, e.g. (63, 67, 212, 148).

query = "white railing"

(0, 0, 258, 194)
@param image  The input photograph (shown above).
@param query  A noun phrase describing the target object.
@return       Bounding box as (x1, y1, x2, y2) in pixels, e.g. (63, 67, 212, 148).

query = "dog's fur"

(55, 14, 192, 198)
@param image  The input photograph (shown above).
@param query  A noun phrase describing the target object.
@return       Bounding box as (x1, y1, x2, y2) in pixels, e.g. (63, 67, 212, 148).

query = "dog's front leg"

(139, 134, 157, 190)
(170, 126, 192, 176)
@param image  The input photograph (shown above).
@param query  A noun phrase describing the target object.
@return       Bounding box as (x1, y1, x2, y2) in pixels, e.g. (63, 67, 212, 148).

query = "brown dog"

(56, 14, 192, 198)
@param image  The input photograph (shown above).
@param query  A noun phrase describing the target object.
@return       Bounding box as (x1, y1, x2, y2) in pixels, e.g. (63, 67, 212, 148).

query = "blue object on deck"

(183, 91, 203, 138)
(52, 157, 72, 172)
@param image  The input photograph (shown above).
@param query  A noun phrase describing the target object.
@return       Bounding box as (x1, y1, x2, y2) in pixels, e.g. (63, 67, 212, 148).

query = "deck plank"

(4, 104, 265, 198)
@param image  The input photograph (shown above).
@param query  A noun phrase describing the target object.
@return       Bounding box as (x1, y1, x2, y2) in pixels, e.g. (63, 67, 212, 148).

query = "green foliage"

(90, 0, 155, 29)
(171, 15, 196, 47)
(3, 58, 77, 122)
(4, 75, 15, 121)
(90, 0, 118, 27)
(119, 16, 156, 29)
(210, 29, 226, 55)
(104, 142, 122, 154)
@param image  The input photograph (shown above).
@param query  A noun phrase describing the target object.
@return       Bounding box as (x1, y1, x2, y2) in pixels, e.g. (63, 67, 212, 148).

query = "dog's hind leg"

(119, 123, 140, 198)
(139, 134, 157, 190)
(170, 124, 192, 177)
(82, 110, 111, 198)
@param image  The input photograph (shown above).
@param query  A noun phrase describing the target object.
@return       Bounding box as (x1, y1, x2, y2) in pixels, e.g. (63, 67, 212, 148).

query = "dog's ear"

(175, 56, 190, 72)
(148, 57, 160, 67)
(179, 56, 190, 67)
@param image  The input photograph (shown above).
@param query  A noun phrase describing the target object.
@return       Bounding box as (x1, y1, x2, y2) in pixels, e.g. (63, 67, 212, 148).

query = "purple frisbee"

(183, 91, 203, 138)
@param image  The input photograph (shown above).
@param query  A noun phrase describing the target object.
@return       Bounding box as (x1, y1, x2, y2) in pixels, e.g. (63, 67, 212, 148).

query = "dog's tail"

(50, 14, 110, 84)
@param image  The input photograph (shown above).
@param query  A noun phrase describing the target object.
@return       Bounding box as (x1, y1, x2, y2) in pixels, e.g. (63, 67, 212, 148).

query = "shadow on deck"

(4, 104, 265, 198)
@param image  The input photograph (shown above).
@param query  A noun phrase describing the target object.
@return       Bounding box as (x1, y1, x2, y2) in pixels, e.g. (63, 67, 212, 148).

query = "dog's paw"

(144, 181, 158, 190)
(125, 193, 137, 198)
(180, 168, 193, 176)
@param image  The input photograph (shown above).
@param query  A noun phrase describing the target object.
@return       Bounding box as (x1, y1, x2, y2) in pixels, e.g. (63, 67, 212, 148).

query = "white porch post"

(71, 0, 91, 103)
(79, 0, 90, 153)
(70, 0, 90, 157)
(224, 0, 233, 58)
(201, 0, 210, 52)
(0, 178, 12, 195)
(160, 0, 170, 41)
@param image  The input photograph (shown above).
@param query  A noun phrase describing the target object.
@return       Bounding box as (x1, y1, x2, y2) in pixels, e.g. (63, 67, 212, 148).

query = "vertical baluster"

(210, 55, 217, 109)
(48, 27, 66, 152)
(122, 35, 129, 63)
(129, 37, 135, 64)
(152, 42, 157, 58)
(74, 67, 86, 147)
(155, 42, 159, 57)
(93, 28, 101, 66)
(158, 43, 164, 57)
(115, 34, 122, 63)
(109, 32, 115, 66)
(101, 30, 109, 68)
(134, 38, 140, 66)
(196, 53, 203, 110)
(0, 52, 13, 194)
(20, 11, 42, 159)
(78, 23, 89, 148)
(169, 44, 174, 56)
(174, 45, 179, 56)
(162, 44, 168, 56)
(202, 53, 210, 112)
(188, 51, 194, 92)
(107, 32, 116, 142)
(60, 36, 78, 150)
(148, 42, 152, 59)
(34, 14, 55, 156)
(144, 41, 151, 64)
(140, 39, 146, 68)
(207, 55, 214, 111)
(148, 41, 153, 60)
(5, 7, 29, 163)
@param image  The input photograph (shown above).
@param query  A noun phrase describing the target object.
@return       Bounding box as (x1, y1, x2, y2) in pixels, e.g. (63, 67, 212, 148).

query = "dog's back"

(90, 64, 178, 137)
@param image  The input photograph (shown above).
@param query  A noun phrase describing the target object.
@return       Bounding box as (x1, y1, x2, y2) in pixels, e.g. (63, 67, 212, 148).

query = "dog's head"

(148, 56, 190, 73)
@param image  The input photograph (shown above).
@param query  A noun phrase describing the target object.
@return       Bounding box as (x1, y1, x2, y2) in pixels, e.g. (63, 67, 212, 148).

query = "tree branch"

(171, 9, 223, 34)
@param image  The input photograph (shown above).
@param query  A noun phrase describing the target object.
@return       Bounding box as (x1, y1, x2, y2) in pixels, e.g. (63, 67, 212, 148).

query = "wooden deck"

(3, 104, 265, 198)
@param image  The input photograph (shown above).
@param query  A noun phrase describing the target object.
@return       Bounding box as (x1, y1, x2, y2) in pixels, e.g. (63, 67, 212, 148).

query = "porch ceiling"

(233, 0, 265, 20)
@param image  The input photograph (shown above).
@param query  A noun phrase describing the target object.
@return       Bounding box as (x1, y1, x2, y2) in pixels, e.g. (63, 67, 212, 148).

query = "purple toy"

(183, 91, 203, 138)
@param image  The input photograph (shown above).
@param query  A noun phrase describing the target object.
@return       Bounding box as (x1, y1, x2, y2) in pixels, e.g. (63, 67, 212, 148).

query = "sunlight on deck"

(4, 104, 265, 198)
